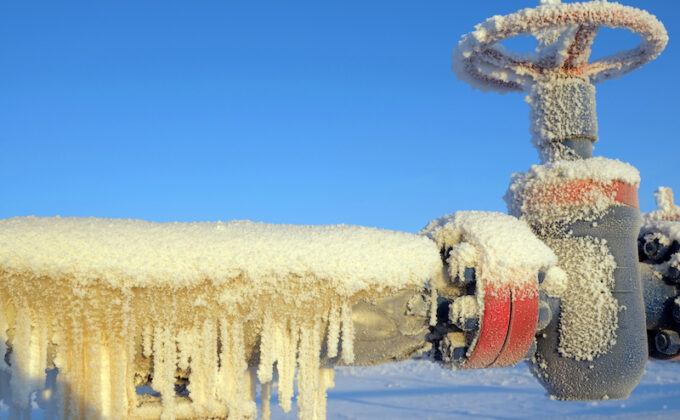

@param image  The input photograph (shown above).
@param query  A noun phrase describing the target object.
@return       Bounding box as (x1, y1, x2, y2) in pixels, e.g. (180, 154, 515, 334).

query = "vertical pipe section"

(533, 204, 647, 399)
(508, 163, 648, 400)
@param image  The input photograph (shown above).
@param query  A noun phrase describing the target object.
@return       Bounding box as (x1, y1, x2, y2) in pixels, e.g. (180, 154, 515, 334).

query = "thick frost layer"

(452, 1, 668, 94)
(0, 217, 441, 419)
(527, 78, 598, 162)
(543, 236, 618, 361)
(506, 157, 640, 226)
(0, 217, 439, 295)
(420, 211, 557, 295)
(451, 1, 667, 161)
(645, 187, 680, 224)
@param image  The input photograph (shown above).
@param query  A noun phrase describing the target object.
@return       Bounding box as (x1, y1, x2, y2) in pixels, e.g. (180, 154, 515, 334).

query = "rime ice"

(421, 211, 558, 293)
(0, 217, 441, 419)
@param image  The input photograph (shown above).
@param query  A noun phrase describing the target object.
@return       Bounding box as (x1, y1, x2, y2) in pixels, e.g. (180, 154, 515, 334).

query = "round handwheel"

(452, 0, 668, 92)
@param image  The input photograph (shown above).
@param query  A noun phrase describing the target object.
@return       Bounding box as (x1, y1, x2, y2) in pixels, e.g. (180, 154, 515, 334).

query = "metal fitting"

(655, 329, 680, 356)
(672, 301, 680, 324)
(667, 265, 680, 284)
(639, 236, 678, 264)
(536, 301, 552, 332)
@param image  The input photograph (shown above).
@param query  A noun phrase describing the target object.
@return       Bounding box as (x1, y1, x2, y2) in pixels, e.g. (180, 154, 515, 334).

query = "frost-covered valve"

(452, 0, 668, 402)
(452, 0, 667, 162)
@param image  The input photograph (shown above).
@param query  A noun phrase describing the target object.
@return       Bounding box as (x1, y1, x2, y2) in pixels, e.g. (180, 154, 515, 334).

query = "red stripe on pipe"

(532, 180, 639, 209)
(462, 283, 511, 369)
(490, 278, 539, 367)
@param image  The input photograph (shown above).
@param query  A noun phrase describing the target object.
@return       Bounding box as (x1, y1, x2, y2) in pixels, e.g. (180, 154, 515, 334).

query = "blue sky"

(1, 0, 678, 233)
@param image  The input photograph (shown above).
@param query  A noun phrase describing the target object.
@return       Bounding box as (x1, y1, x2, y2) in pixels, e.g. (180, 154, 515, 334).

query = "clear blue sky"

(1, 0, 678, 233)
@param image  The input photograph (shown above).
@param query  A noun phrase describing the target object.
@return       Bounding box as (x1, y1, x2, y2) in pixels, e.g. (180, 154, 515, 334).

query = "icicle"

(325, 305, 341, 359)
(218, 319, 256, 419)
(124, 313, 138, 415)
(142, 324, 153, 358)
(28, 320, 48, 389)
(69, 317, 85, 420)
(201, 318, 219, 412)
(151, 326, 177, 420)
(187, 325, 207, 412)
(315, 368, 335, 420)
(218, 319, 235, 408)
(51, 327, 71, 419)
(257, 313, 275, 384)
(277, 320, 299, 413)
(108, 328, 129, 419)
(233, 322, 256, 419)
(99, 335, 112, 419)
(297, 321, 322, 420)
(176, 328, 191, 371)
(340, 302, 354, 364)
(429, 286, 438, 327)
(84, 326, 105, 418)
(0, 301, 8, 373)
(261, 381, 272, 420)
(9, 307, 35, 409)
(245, 368, 257, 418)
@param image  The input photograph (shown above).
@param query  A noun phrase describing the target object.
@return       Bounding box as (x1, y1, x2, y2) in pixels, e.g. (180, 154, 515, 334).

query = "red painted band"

(490, 278, 539, 368)
(532, 180, 639, 209)
(462, 283, 511, 369)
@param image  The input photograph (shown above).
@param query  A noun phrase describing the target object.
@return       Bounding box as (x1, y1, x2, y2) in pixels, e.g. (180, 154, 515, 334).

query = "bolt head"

(644, 240, 659, 257)
(655, 329, 680, 355)
(452, 346, 468, 361)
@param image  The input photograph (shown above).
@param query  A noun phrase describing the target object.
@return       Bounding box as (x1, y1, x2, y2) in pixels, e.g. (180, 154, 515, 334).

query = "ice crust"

(0, 216, 441, 419)
(421, 211, 557, 295)
(0, 217, 440, 295)
(452, 1, 668, 94)
(527, 78, 598, 162)
(543, 236, 618, 361)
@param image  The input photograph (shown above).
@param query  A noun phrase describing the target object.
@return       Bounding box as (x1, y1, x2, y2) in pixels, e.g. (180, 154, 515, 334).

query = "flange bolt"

(655, 329, 680, 356)
(640, 238, 670, 263)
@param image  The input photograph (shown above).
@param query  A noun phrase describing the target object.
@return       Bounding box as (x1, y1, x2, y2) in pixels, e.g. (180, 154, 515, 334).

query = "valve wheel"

(452, 1, 668, 93)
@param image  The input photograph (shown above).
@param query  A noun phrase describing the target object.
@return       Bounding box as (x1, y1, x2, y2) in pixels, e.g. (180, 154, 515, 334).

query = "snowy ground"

(2, 359, 679, 419)
(274, 360, 680, 420)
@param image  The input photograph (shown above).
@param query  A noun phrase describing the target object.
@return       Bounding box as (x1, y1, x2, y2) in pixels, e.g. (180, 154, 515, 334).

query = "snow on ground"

(1, 358, 679, 419)
(276, 360, 680, 420)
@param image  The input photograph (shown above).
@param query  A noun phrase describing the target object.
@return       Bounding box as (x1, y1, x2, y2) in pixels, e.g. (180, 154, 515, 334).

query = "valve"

(453, 0, 667, 401)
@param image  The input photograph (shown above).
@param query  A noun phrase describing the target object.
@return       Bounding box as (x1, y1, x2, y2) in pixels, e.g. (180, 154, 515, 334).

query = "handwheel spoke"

(586, 47, 647, 82)
(480, 46, 542, 78)
(561, 25, 599, 72)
